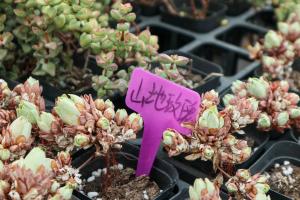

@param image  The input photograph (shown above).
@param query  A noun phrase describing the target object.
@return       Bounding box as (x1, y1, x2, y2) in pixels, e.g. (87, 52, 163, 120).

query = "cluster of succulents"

(44, 93, 144, 154)
(189, 169, 270, 200)
(0, 0, 110, 78)
(0, 0, 211, 100)
(223, 77, 300, 133)
(0, 0, 161, 97)
(226, 169, 271, 200)
(0, 76, 145, 199)
(248, 29, 298, 82)
(87, 2, 159, 97)
(0, 78, 81, 199)
(248, 2, 300, 87)
(162, 90, 252, 169)
(0, 147, 80, 199)
(0, 77, 46, 162)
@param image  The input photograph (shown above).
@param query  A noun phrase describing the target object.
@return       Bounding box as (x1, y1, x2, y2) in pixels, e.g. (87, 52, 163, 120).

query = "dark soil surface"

(266, 163, 300, 199)
(83, 167, 160, 200)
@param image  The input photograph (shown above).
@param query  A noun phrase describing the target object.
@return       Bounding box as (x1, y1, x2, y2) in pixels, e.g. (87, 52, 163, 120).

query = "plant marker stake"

(126, 68, 201, 176)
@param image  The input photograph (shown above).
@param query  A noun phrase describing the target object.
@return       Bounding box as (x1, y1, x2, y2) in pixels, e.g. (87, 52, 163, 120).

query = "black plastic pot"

(163, 50, 223, 93)
(217, 25, 266, 50)
(190, 43, 253, 77)
(72, 143, 178, 200)
(235, 125, 270, 168)
(223, 0, 251, 16)
(291, 129, 300, 142)
(139, 3, 160, 16)
(161, 0, 227, 33)
(247, 9, 277, 30)
(169, 180, 189, 200)
(250, 141, 300, 200)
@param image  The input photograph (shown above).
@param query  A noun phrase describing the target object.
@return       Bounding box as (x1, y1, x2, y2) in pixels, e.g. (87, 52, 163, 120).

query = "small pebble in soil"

(284, 161, 290, 166)
(88, 192, 99, 199)
(87, 176, 95, 182)
(143, 190, 149, 200)
(92, 170, 101, 177)
(118, 163, 123, 170)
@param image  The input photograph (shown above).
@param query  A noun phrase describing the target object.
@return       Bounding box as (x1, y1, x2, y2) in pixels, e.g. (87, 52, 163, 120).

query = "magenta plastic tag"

(126, 68, 201, 176)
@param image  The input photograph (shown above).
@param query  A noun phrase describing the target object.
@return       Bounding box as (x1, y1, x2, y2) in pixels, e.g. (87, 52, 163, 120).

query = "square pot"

(160, 0, 227, 33)
(217, 25, 266, 50)
(72, 143, 178, 200)
(250, 141, 300, 200)
(190, 43, 253, 77)
(247, 9, 277, 30)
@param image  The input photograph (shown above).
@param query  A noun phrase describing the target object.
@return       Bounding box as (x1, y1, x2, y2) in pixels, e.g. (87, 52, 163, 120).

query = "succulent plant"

(251, 0, 300, 22)
(189, 178, 221, 200)
(0, 77, 45, 111)
(87, 2, 159, 97)
(162, 90, 252, 170)
(0, 0, 111, 78)
(0, 147, 79, 199)
(248, 2, 300, 86)
(226, 169, 271, 200)
(273, 0, 300, 22)
(0, 116, 34, 162)
(38, 94, 143, 154)
(249, 29, 297, 82)
(224, 77, 300, 133)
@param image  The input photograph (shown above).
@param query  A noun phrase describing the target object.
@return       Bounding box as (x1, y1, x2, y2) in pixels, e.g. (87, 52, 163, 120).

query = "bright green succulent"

(0, 0, 110, 82)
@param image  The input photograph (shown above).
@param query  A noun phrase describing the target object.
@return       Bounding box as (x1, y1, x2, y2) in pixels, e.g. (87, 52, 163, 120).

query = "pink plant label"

(126, 68, 201, 176)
